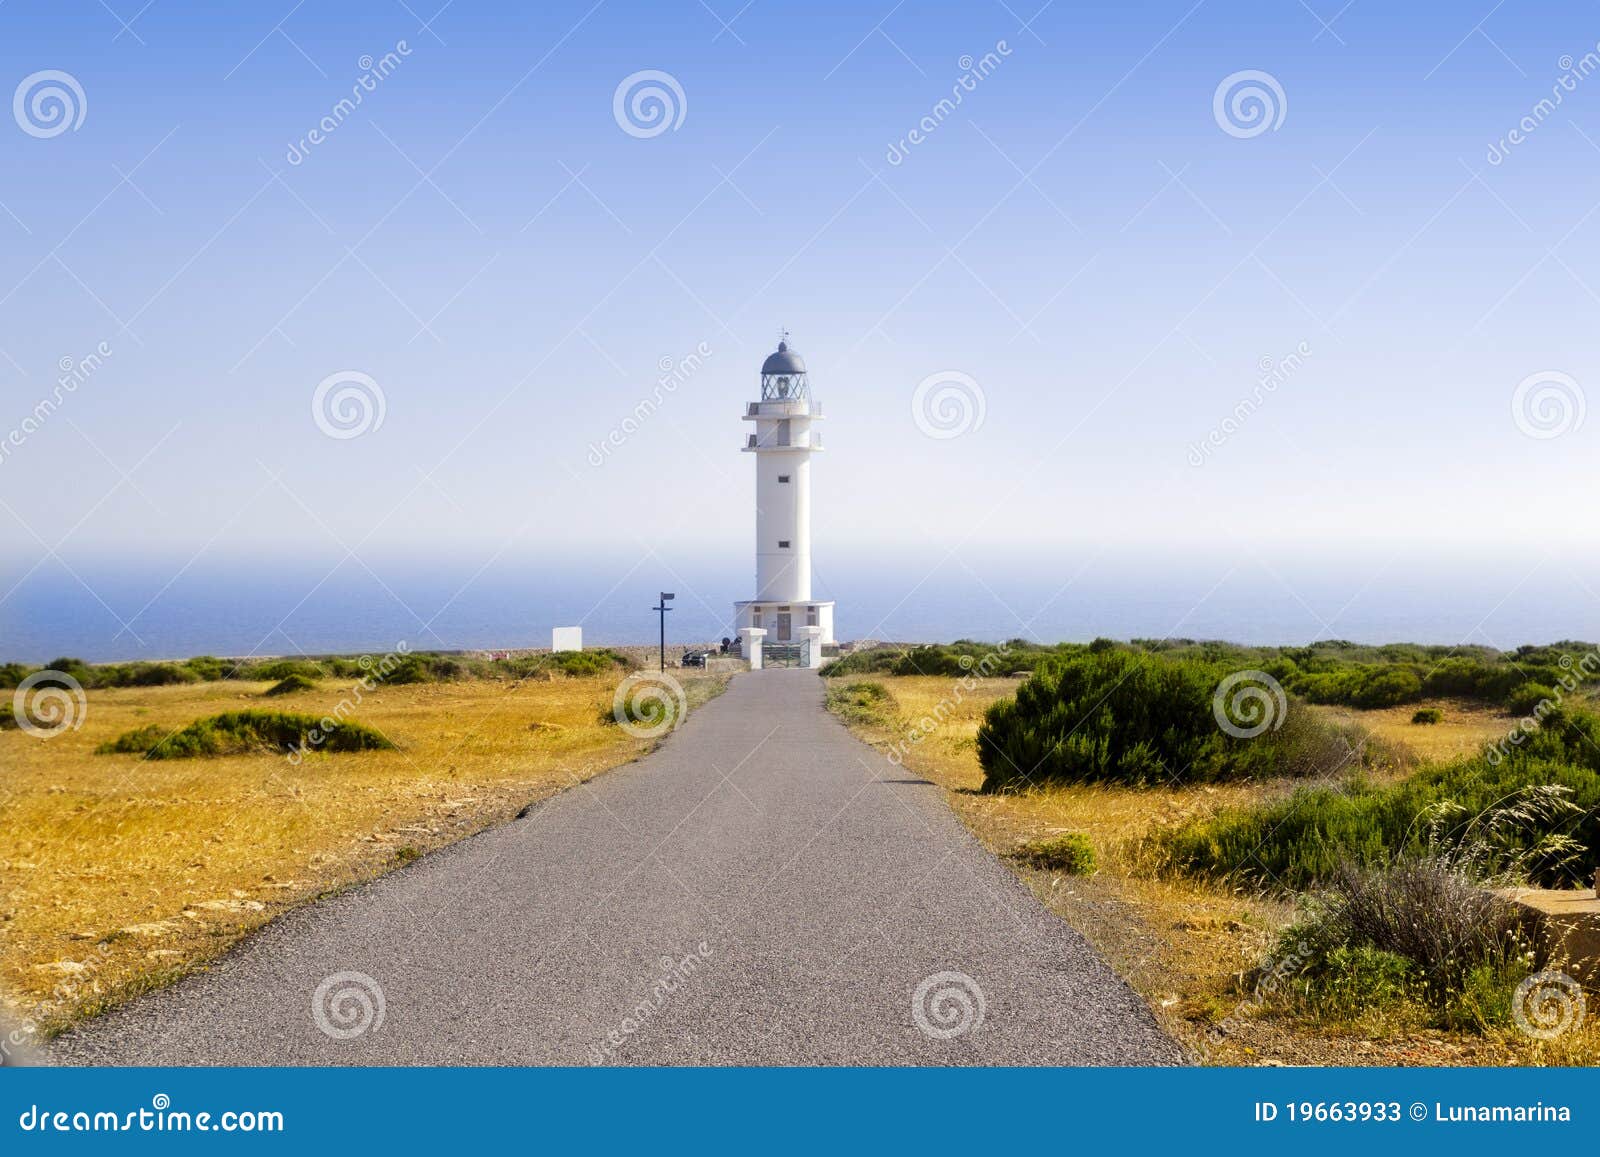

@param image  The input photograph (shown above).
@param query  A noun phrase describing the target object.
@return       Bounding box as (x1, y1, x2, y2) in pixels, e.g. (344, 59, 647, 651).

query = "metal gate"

(762, 639, 809, 669)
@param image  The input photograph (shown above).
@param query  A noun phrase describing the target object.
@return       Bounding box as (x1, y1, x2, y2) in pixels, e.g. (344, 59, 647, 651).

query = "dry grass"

(830, 675, 1600, 1067)
(0, 671, 726, 1035)
(1312, 698, 1516, 764)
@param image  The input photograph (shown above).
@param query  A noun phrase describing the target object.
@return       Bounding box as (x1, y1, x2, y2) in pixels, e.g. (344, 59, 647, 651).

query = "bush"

(600, 679, 681, 733)
(1010, 833, 1096, 875)
(976, 651, 1368, 791)
(541, 649, 632, 678)
(98, 710, 394, 759)
(1264, 853, 1535, 1028)
(251, 659, 328, 682)
(825, 681, 897, 726)
(1319, 857, 1528, 989)
(1352, 667, 1422, 708)
(1507, 683, 1556, 717)
(821, 640, 1077, 679)
(1165, 713, 1600, 889)
(1412, 707, 1443, 725)
(264, 673, 317, 696)
(1292, 944, 1418, 1021)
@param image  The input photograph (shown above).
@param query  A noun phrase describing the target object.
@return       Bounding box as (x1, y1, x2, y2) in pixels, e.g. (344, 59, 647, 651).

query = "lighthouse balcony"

(744, 431, 823, 452)
(744, 399, 823, 420)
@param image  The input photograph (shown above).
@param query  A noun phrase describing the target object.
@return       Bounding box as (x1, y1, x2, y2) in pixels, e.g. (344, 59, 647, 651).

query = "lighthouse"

(734, 336, 834, 667)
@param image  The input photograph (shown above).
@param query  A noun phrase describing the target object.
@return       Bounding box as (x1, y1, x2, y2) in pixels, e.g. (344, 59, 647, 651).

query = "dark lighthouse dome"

(761, 340, 806, 376)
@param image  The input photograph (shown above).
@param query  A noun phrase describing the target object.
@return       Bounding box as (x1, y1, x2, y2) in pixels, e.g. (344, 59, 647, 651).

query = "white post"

(800, 626, 824, 669)
(739, 628, 767, 670)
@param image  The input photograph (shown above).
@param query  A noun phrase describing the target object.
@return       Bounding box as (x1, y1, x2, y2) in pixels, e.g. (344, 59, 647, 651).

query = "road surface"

(51, 669, 1183, 1065)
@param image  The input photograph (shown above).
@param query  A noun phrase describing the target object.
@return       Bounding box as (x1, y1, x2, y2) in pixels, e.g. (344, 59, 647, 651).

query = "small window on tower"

(777, 474, 790, 483)
(778, 540, 790, 549)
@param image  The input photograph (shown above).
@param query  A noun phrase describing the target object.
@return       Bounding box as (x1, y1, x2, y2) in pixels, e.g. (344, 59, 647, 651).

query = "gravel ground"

(49, 669, 1184, 1066)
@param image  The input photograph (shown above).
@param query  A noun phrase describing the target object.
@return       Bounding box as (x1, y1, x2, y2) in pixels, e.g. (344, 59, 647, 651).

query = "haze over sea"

(8, 547, 1597, 663)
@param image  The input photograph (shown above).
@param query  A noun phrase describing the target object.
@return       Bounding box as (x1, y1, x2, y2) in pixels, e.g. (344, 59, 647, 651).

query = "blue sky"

(4, 1, 1600, 654)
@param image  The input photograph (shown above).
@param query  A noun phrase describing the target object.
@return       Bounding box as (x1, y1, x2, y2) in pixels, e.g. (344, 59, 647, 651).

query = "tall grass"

(1164, 707, 1600, 889)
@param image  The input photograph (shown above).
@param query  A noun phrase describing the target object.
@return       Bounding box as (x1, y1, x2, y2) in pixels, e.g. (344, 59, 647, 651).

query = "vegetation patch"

(976, 650, 1386, 790)
(1411, 707, 1443, 725)
(97, 710, 394, 760)
(1164, 710, 1600, 890)
(1010, 832, 1096, 875)
(1254, 833, 1546, 1033)
(824, 680, 898, 726)
(0, 647, 640, 693)
(263, 673, 318, 697)
(820, 638, 1600, 716)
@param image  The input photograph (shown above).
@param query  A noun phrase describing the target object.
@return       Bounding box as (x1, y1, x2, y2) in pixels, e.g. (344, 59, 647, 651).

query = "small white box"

(551, 626, 582, 652)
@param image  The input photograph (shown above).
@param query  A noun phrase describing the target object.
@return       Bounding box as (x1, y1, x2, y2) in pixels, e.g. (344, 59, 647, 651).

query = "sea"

(4, 546, 1596, 663)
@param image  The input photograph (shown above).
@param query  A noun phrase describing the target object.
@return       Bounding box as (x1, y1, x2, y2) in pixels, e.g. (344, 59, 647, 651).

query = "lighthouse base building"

(734, 337, 834, 668)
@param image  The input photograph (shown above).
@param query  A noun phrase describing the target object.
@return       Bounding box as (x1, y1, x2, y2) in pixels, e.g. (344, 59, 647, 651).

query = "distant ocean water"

(4, 548, 1597, 663)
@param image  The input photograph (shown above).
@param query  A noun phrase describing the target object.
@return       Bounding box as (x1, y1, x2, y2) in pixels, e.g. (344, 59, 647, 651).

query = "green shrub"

(541, 649, 632, 677)
(264, 673, 318, 696)
(1352, 667, 1422, 708)
(98, 710, 393, 759)
(825, 681, 897, 726)
(976, 651, 1366, 791)
(821, 640, 1077, 679)
(1010, 833, 1096, 875)
(1262, 852, 1536, 1029)
(96, 723, 167, 753)
(251, 659, 329, 682)
(1411, 707, 1443, 725)
(1295, 944, 1419, 1021)
(1164, 711, 1600, 889)
(1507, 683, 1556, 717)
(600, 680, 681, 732)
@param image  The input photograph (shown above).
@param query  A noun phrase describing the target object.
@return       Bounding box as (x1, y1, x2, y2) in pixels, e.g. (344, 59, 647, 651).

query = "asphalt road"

(50, 669, 1184, 1066)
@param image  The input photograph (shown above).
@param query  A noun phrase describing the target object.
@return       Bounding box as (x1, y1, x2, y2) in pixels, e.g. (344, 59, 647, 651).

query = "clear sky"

(3, 1, 1600, 655)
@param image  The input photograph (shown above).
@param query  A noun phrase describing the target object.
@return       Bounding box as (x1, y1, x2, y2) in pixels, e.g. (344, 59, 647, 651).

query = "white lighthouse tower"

(734, 335, 834, 667)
